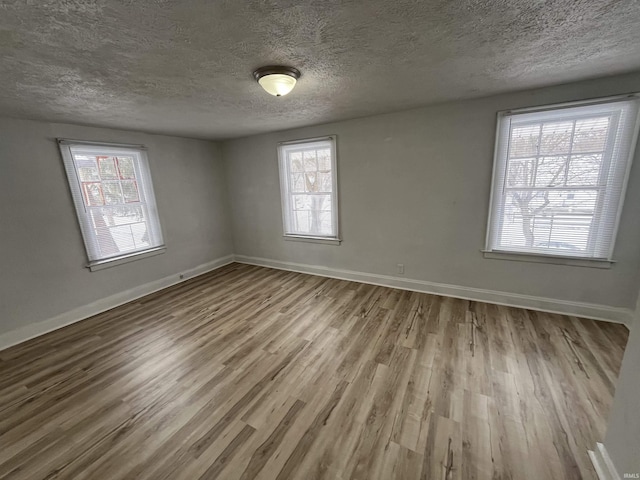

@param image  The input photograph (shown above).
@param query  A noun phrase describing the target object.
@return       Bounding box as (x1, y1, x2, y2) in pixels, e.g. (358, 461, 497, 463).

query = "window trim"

(283, 235, 341, 245)
(484, 94, 640, 265)
(58, 139, 166, 270)
(277, 135, 340, 243)
(481, 250, 613, 269)
(87, 246, 166, 271)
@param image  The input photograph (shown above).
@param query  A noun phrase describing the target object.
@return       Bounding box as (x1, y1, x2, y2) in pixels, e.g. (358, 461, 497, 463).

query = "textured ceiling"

(1, 0, 640, 140)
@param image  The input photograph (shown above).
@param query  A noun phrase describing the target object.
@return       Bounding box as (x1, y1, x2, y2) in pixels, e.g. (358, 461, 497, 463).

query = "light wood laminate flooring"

(0, 263, 629, 479)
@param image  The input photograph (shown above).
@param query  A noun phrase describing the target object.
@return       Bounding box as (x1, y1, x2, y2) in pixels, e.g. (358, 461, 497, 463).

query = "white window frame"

(58, 139, 165, 271)
(484, 95, 640, 267)
(277, 135, 340, 244)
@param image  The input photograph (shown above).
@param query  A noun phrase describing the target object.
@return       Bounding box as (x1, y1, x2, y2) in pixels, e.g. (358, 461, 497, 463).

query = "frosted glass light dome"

(258, 74, 297, 96)
(253, 66, 301, 97)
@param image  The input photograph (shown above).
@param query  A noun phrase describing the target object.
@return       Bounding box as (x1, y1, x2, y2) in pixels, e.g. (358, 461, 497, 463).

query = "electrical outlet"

(397, 263, 404, 275)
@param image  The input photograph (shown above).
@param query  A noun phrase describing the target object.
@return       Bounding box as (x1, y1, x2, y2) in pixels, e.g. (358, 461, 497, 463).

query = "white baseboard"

(589, 443, 621, 480)
(2, 252, 632, 352)
(0, 255, 234, 352)
(234, 255, 634, 327)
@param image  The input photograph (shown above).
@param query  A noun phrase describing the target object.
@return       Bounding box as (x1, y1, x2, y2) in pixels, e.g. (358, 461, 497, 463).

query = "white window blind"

(59, 140, 165, 267)
(486, 96, 640, 260)
(278, 136, 339, 239)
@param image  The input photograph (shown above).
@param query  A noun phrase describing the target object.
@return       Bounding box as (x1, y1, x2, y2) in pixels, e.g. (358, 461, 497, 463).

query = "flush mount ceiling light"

(253, 66, 301, 97)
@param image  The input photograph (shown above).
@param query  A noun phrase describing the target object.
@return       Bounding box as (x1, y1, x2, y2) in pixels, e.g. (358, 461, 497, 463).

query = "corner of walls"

(220, 140, 240, 254)
(0, 255, 235, 352)
(0, 118, 235, 351)
(220, 73, 640, 327)
(210, 138, 236, 253)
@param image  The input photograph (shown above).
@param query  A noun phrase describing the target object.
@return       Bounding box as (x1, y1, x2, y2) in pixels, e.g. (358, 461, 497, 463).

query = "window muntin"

(59, 141, 164, 266)
(278, 137, 339, 239)
(486, 97, 640, 260)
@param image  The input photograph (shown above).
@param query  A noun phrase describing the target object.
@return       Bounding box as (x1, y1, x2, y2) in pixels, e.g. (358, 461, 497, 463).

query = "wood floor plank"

(0, 263, 628, 479)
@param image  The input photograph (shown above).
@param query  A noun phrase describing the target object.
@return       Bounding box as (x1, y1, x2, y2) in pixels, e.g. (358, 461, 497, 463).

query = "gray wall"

(0, 118, 233, 336)
(3, 72, 640, 340)
(223, 71, 640, 310)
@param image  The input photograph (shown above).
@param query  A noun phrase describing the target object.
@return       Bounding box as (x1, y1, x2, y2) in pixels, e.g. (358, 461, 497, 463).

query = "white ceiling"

(1, 0, 639, 140)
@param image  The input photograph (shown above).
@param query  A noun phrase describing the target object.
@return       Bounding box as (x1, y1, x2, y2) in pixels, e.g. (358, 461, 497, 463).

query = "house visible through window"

(278, 136, 339, 240)
(59, 140, 165, 268)
(486, 96, 640, 260)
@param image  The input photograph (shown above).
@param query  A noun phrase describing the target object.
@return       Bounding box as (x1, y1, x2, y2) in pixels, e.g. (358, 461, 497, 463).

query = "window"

(59, 140, 165, 270)
(486, 96, 640, 262)
(278, 136, 339, 241)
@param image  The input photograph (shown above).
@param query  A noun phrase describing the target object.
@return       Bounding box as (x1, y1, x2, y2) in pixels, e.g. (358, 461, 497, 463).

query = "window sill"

(482, 250, 614, 269)
(87, 246, 167, 271)
(283, 235, 341, 246)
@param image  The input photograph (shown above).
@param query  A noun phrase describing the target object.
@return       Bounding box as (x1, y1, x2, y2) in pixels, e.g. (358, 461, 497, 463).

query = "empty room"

(2, 1, 640, 479)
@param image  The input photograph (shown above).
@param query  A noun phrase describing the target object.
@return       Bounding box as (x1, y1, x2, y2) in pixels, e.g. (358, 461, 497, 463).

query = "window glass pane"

(506, 158, 535, 187)
(319, 212, 333, 235)
(303, 172, 317, 192)
(98, 156, 119, 179)
(539, 121, 573, 155)
(556, 190, 598, 212)
(317, 194, 332, 211)
(91, 207, 150, 257)
(507, 189, 597, 216)
(573, 117, 610, 153)
(546, 222, 590, 252)
(295, 210, 310, 232)
(292, 194, 332, 212)
(290, 194, 333, 235)
(82, 183, 104, 206)
(293, 194, 311, 211)
(108, 225, 137, 253)
(318, 172, 333, 192)
(131, 222, 150, 248)
(498, 212, 591, 252)
(103, 182, 124, 205)
(117, 156, 136, 179)
(500, 190, 595, 251)
(290, 152, 303, 172)
(535, 156, 567, 187)
(567, 154, 602, 186)
(121, 180, 140, 203)
(294, 195, 333, 235)
(90, 205, 145, 225)
(510, 125, 540, 157)
(499, 187, 598, 253)
(303, 150, 317, 171)
(318, 149, 331, 170)
(291, 173, 305, 193)
(76, 157, 100, 181)
(94, 226, 121, 257)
